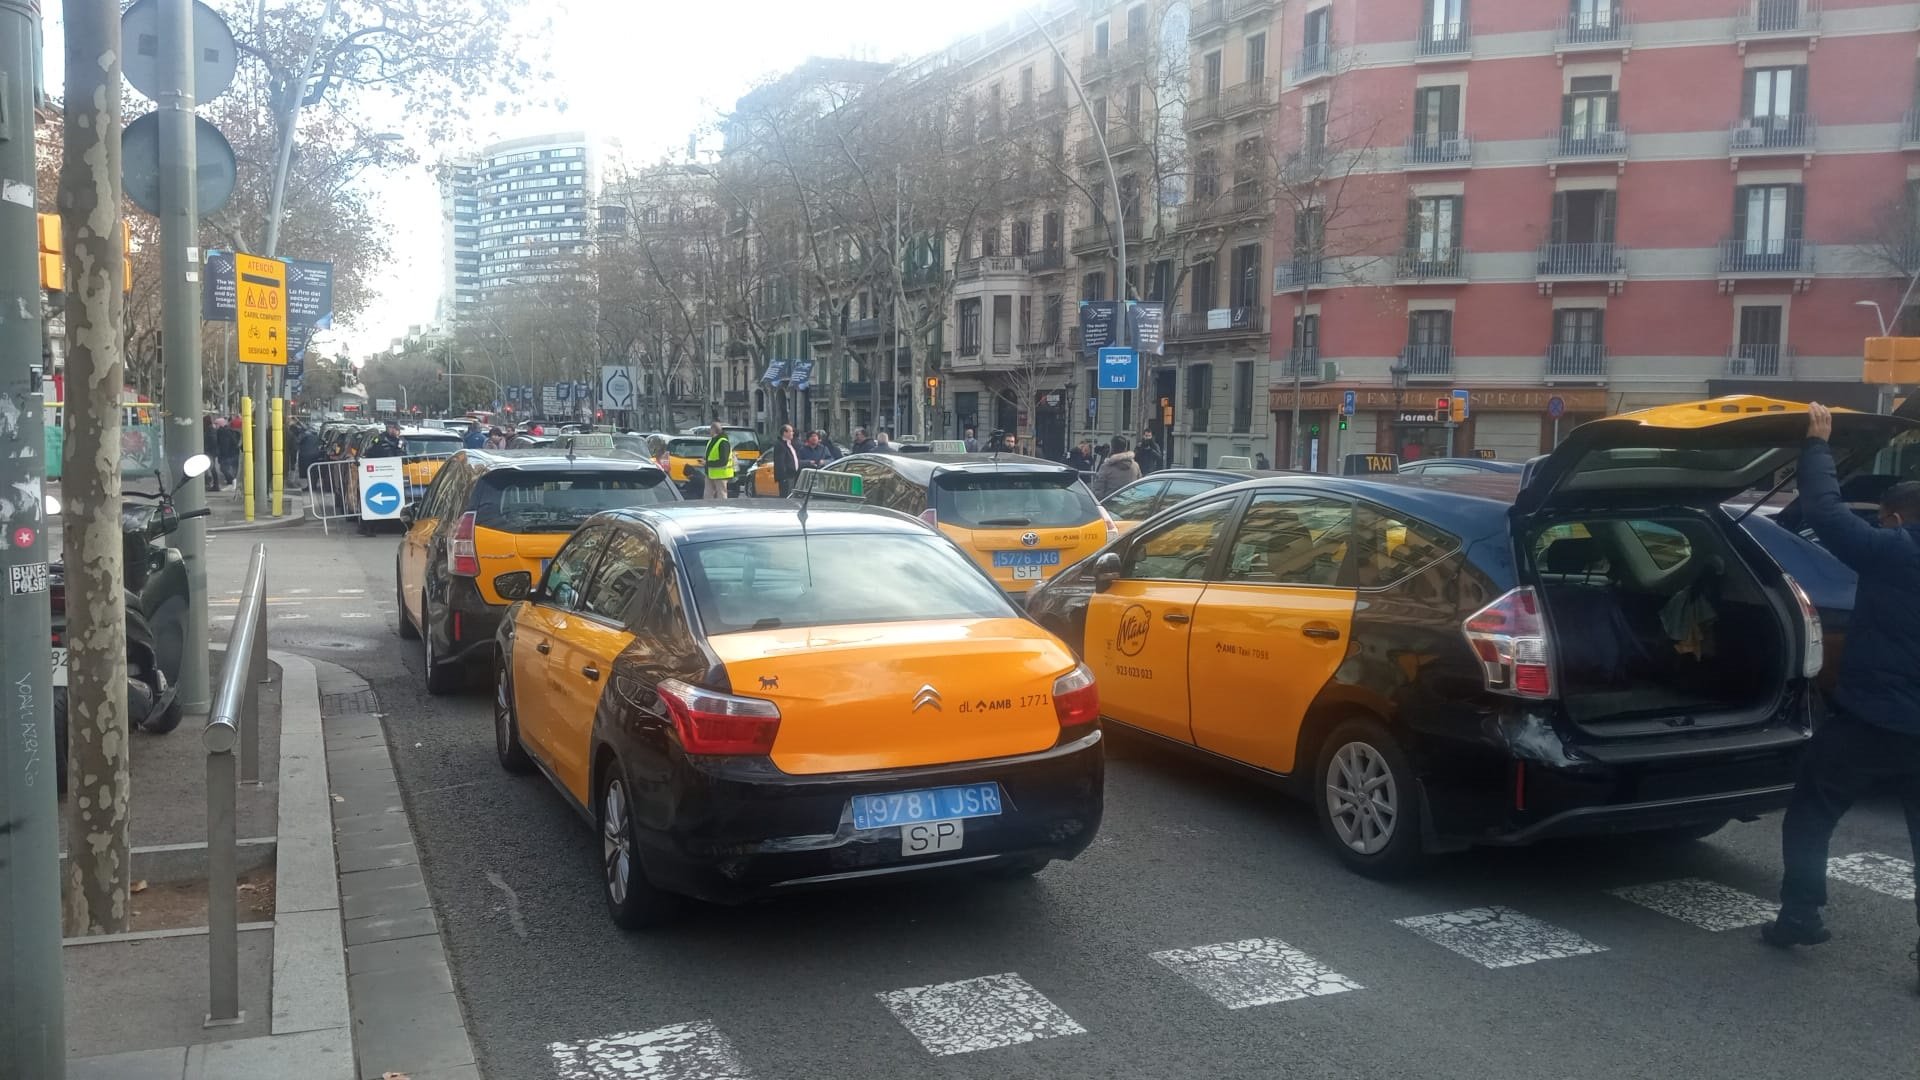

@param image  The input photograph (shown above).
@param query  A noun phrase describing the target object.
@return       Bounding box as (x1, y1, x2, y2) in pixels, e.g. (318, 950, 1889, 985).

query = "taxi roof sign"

(794, 469, 864, 501)
(928, 439, 968, 454)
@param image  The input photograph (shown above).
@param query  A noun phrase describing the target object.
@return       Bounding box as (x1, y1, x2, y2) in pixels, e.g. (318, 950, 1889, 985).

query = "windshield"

(931, 472, 1100, 529)
(667, 437, 708, 457)
(682, 532, 1015, 634)
(405, 434, 464, 456)
(472, 472, 671, 533)
(726, 429, 761, 452)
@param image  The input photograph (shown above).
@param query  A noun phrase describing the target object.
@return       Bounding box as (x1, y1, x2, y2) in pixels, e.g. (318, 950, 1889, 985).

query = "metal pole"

(159, 0, 211, 710)
(242, 556, 263, 785)
(0, 0, 65, 1070)
(203, 722, 239, 1024)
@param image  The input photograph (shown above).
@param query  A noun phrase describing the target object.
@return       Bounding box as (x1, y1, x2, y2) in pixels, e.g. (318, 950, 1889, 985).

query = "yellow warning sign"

(235, 252, 287, 365)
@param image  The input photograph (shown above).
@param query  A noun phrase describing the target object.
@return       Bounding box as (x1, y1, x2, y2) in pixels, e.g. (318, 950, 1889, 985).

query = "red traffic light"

(594, 410, 604, 420)
(503, 404, 514, 413)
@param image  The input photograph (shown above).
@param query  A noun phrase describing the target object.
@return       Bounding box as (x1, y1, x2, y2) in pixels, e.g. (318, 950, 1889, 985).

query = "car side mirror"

(1091, 551, 1122, 592)
(399, 504, 418, 524)
(495, 571, 532, 601)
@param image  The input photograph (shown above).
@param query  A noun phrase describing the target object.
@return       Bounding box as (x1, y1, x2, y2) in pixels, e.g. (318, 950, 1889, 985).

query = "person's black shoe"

(1760, 911, 1832, 947)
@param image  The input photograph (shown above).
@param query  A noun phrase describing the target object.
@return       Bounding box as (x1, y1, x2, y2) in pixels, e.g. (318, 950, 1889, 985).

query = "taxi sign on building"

(235, 252, 287, 365)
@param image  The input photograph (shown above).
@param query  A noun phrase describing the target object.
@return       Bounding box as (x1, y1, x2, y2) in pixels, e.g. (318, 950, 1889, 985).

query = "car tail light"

(1463, 586, 1554, 699)
(1782, 572, 1823, 679)
(658, 679, 781, 755)
(1052, 664, 1099, 728)
(919, 507, 939, 531)
(448, 511, 480, 577)
(1098, 506, 1119, 543)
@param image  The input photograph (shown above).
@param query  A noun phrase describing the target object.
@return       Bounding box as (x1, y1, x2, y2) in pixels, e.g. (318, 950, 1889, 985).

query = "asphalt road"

(218, 525, 1920, 1080)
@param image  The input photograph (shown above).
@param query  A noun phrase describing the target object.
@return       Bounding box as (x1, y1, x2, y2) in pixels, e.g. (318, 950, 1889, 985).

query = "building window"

(1193, 150, 1219, 200)
(1304, 101, 1329, 161)
(1232, 360, 1254, 433)
(1291, 312, 1320, 369)
(958, 298, 982, 355)
(1412, 84, 1462, 145)
(993, 296, 1013, 355)
(1406, 310, 1454, 373)
(1190, 259, 1216, 312)
(981, 225, 1000, 257)
(1043, 210, 1063, 252)
(1406, 195, 1463, 262)
(1083, 270, 1108, 301)
(1745, 65, 1806, 122)
(1550, 308, 1605, 376)
(1733, 183, 1804, 257)
(1092, 96, 1108, 132)
(1019, 295, 1033, 345)
(1563, 75, 1618, 141)
(1246, 33, 1267, 82)
(1127, 4, 1147, 40)
(1736, 305, 1787, 375)
(1012, 219, 1031, 255)
(1125, 83, 1142, 128)
(1305, 6, 1331, 48)
(1424, 0, 1467, 44)
(1548, 189, 1616, 249)
(1095, 19, 1110, 54)
(1186, 363, 1212, 433)
(1230, 243, 1262, 310)
(1020, 66, 1035, 105)
(1203, 51, 1222, 99)
(1045, 294, 1064, 343)
(1146, 258, 1172, 302)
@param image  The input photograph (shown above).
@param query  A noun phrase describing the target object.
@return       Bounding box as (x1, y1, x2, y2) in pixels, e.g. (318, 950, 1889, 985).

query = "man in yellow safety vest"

(703, 420, 734, 500)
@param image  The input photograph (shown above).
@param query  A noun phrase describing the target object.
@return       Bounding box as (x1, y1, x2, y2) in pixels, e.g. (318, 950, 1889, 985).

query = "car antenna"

(795, 472, 815, 588)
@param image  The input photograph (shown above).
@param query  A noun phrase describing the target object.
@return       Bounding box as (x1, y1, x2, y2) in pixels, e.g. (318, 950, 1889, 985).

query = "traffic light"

(1338, 417, 1348, 431)
(35, 213, 132, 292)
(1449, 394, 1467, 424)
(1434, 396, 1450, 423)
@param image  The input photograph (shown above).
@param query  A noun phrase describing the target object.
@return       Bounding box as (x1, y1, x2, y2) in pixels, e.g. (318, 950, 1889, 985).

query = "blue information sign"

(1098, 347, 1140, 391)
(1342, 390, 1357, 416)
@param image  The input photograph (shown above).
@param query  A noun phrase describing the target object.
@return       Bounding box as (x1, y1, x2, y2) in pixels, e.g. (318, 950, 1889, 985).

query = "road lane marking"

(549, 1020, 752, 1079)
(340, 612, 372, 619)
(1394, 906, 1607, 968)
(1150, 937, 1361, 1009)
(287, 588, 312, 594)
(1609, 879, 1779, 931)
(1828, 852, 1916, 900)
(876, 972, 1085, 1056)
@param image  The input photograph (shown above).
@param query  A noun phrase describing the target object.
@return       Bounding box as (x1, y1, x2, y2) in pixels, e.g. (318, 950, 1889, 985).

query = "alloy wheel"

(603, 779, 633, 906)
(1325, 741, 1399, 855)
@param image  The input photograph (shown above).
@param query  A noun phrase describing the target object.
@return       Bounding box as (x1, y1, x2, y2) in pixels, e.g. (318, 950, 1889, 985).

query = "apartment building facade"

(1269, 0, 1917, 468)
(440, 131, 600, 320)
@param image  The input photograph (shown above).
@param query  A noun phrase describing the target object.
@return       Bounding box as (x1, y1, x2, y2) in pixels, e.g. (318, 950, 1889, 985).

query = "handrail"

(203, 542, 267, 1026)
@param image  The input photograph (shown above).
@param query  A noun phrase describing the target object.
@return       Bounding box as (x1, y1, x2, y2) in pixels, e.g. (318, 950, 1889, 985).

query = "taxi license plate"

(903, 819, 964, 857)
(992, 550, 1060, 568)
(1011, 564, 1048, 581)
(850, 782, 1001, 831)
(50, 647, 67, 689)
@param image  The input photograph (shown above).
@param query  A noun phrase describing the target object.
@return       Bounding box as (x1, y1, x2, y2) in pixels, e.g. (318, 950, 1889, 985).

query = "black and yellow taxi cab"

(488, 478, 1103, 927)
(1100, 467, 1283, 534)
(662, 435, 711, 483)
(819, 453, 1115, 601)
(398, 427, 465, 500)
(682, 425, 762, 468)
(395, 448, 678, 694)
(1026, 396, 1917, 877)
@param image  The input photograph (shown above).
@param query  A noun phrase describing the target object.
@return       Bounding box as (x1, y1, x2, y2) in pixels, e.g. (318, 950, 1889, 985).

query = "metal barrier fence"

(305, 453, 455, 534)
(204, 542, 266, 1026)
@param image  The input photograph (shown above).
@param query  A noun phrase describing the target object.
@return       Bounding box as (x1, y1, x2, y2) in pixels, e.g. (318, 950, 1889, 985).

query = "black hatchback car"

(1025, 396, 1917, 875)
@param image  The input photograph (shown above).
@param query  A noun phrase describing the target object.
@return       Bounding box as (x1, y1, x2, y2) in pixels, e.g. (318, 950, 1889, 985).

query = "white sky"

(39, 0, 1039, 362)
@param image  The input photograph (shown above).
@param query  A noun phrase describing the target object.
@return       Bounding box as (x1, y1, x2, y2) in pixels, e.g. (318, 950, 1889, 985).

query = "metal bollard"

(203, 716, 241, 1026)
(241, 547, 265, 785)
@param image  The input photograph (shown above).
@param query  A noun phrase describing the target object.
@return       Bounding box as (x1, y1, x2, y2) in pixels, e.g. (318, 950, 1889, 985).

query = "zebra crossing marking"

(1828, 852, 1915, 901)
(549, 1019, 752, 1080)
(1609, 878, 1778, 931)
(1151, 937, 1362, 1009)
(876, 972, 1085, 1056)
(1394, 906, 1608, 968)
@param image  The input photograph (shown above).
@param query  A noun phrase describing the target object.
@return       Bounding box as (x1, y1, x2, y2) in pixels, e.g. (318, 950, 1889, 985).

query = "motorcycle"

(50, 453, 212, 796)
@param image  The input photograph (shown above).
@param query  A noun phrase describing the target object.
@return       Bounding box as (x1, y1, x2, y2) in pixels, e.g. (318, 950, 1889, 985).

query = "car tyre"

(1314, 717, 1429, 879)
(422, 599, 461, 696)
(597, 763, 677, 930)
(494, 655, 533, 775)
(395, 559, 419, 641)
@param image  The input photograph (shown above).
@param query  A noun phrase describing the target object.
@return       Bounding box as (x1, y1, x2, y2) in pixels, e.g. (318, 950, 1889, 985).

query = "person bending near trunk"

(1763, 402, 1920, 996)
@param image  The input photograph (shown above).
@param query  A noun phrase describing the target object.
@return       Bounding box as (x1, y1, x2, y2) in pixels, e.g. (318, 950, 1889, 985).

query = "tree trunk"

(60, 0, 132, 936)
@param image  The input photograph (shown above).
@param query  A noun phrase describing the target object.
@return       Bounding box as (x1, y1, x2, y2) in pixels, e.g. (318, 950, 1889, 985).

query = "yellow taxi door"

(516, 526, 612, 781)
(1187, 492, 1358, 774)
(399, 460, 456, 625)
(542, 528, 647, 803)
(1081, 497, 1237, 744)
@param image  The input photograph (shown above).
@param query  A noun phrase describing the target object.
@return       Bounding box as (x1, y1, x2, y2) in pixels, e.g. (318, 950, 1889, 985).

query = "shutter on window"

(1448, 197, 1464, 250)
(1440, 86, 1460, 135)
(1599, 189, 1617, 245)
(1405, 199, 1421, 250)
(1413, 90, 1430, 138)
(1741, 72, 1756, 119)
(1787, 184, 1805, 242)
(1732, 186, 1751, 245)
(1593, 308, 1606, 347)
(1560, 93, 1574, 130)
(1549, 191, 1569, 245)
(1605, 91, 1620, 128)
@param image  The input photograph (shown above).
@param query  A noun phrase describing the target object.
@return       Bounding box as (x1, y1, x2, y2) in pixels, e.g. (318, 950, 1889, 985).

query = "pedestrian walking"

(1135, 430, 1164, 474)
(875, 429, 898, 453)
(1065, 439, 1095, 472)
(463, 419, 487, 449)
(772, 423, 802, 496)
(203, 416, 222, 490)
(702, 420, 734, 500)
(1255, 452, 1270, 470)
(963, 426, 981, 453)
(214, 417, 242, 489)
(1093, 436, 1140, 498)
(1761, 402, 1920, 995)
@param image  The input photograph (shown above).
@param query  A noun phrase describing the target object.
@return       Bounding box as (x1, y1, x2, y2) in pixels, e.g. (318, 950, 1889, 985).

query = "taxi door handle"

(581, 665, 600, 681)
(535, 641, 550, 655)
(1162, 611, 1191, 625)
(1302, 624, 1342, 641)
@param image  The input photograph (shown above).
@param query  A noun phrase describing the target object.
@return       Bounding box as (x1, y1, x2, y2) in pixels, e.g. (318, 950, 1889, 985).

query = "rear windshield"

(472, 471, 671, 533)
(683, 533, 1015, 634)
(667, 437, 708, 457)
(727, 429, 761, 452)
(931, 472, 1100, 529)
(406, 434, 463, 456)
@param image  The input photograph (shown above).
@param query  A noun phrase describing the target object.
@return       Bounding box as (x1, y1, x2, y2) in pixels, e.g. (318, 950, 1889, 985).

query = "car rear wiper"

(750, 617, 783, 630)
(977, 516, 1033, 526)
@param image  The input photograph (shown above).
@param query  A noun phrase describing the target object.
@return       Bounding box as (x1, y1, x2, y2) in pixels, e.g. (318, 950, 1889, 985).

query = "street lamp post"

(1856, 299, 1890, 338)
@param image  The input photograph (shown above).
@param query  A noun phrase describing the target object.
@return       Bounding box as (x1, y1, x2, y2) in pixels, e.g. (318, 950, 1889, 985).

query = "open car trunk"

(1526, 512, 1791, 737)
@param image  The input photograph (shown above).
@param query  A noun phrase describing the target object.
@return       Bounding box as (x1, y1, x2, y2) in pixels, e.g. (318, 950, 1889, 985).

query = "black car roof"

(1208, 472, 1518, 534)
(1132, 467, 1292, 484)
(1403, 457, 1527, 473)
(600, 499, 933, 542)
(457, 449, 663, 473)
(849, 452, 1080, 484)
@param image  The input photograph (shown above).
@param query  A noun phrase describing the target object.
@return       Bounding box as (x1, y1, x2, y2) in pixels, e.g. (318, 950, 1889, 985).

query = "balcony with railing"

(844, 316, 883, 340)
(955, 255, 1028, 280)
(1397, 248, 1468, 281)
(1071, 220, 1117, 253)
(1081, 40, 1149, 84)
(1730, 114, 1814, 154)
(1415, 20, 1470, 59)
(1076, 124, 1145, 164)
(1186, 92, 1224, 131)
(1545, 343, 1608, 381)
(1718, 237, 1814, 276)
(1190, 0, 1226, 36)
(1551, 124, 1628, 160)
(1220, 78, 1275, 120)
(1736, 0, 1820, 40)
(1725, 345, 1795, 378)
(1398, 345, 1455, 378)
(722, 389, 749, 406)
(1555, 7, 1628, 50)
(1026, 247, 1067, 273)
(1403, 133, 1473, 169)
(1168, 303, 1266, 342)
(1280, 346, 1323, 382)
(1227, 0, 1276, 18)
(1536, 242, 1625, 279)
(1274, 255, 1326, 291)
(1183, 186, 1269, 229)
(1294, 40, 1332, 82)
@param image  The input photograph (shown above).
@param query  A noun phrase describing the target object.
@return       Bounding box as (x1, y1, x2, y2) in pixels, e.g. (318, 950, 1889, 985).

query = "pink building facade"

(1269, 0, 1918, 468)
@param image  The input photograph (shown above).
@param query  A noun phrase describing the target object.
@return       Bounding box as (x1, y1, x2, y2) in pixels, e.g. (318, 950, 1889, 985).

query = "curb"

(208, 510, 310, 535)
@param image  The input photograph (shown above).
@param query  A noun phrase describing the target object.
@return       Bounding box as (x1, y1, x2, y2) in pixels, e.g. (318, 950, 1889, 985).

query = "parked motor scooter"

(49, 453, 213, 796)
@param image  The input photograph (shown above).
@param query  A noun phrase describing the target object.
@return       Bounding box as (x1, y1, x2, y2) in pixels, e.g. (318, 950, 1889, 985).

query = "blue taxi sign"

(794, 469, 864, 500)
(1098, 347, 1140, 390)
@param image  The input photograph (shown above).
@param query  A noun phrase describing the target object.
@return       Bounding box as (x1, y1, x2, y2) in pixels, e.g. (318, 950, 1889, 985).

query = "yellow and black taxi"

(1099, 466, 1281, 534)
(682, 425, 763, 468)
(396, 448, 678, 694)
(662, 435, 711, 483)
(819, 453, 1115, 601)
(489, 479, 1103, 927)
(398, 427, 466, 500)
(1026, 396, 1916, 877)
